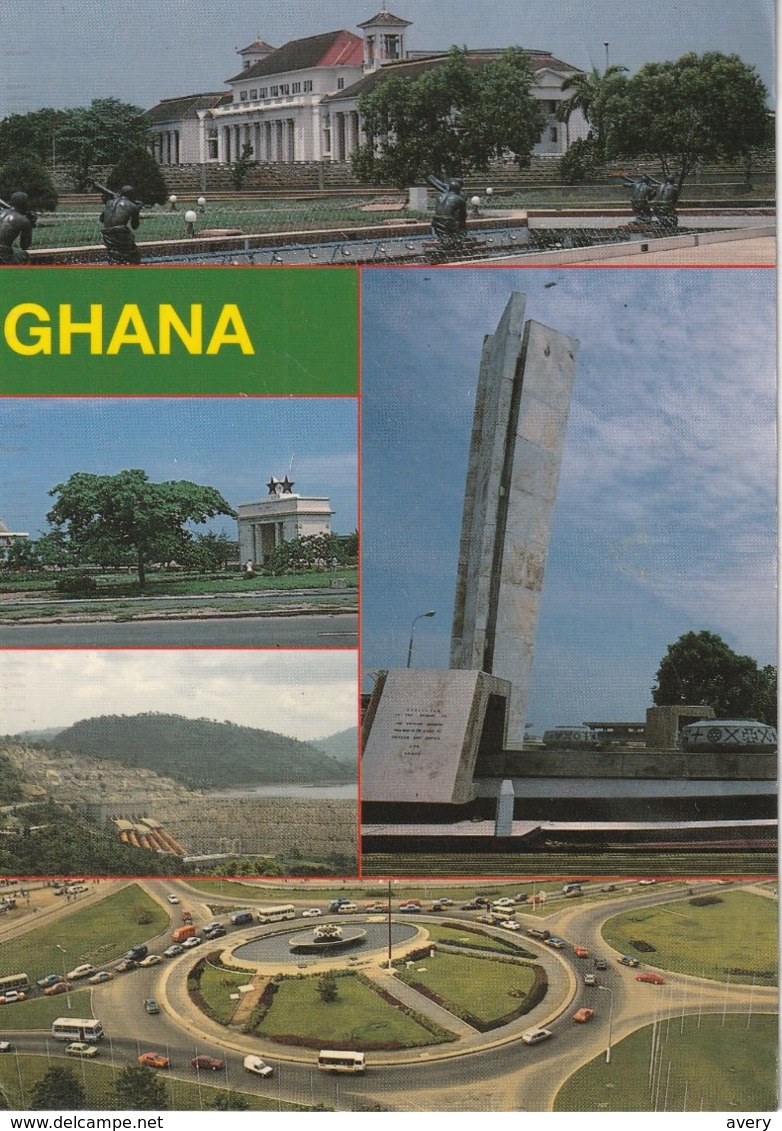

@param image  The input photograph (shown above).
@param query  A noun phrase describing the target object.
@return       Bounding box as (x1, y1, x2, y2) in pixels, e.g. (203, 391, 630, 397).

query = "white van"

(244, 1055, 273, 1077)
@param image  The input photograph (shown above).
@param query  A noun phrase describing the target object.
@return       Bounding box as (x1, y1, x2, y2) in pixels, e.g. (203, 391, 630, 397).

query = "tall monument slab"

(449, 293, 579, 750)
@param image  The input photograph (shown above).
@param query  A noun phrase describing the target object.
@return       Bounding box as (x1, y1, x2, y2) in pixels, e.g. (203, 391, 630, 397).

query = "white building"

(145, 8, 587, 168)
(237, 477, 334, 567)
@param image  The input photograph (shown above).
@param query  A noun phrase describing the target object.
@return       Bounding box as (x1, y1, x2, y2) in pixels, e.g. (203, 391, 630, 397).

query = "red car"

(137, 1052, 170, 1069)
(573, 945, 589, 958)
(636, 972, 666, 985)
(43, 982, 72, 996)
(572, 1007, 595, 1023)
(191, 1055, 225, 1072)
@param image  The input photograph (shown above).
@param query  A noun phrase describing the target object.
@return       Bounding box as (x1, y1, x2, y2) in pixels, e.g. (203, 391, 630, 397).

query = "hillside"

(47, 712, 355, 790)
(312, 727, 358, 764)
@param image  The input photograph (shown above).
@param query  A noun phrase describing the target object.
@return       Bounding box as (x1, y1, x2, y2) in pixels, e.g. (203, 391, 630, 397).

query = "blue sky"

(0, 398, 357, 538)
(360, 267, 776, 734)
(0, 0, 773, 115)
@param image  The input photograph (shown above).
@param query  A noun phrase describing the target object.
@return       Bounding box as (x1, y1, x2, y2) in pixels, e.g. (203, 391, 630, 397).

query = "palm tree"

(558, 64, 628, 152)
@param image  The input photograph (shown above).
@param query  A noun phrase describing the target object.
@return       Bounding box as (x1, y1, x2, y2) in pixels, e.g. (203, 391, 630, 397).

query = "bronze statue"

(0, 192, 34, 265)
(428, 174, 468, 245)
(94, 181, 143, 264)
(622, 174, 656, 221)
(653, 176, 679, 226)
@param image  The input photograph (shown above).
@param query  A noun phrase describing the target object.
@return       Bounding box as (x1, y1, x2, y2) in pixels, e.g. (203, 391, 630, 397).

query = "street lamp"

(599, 983, 614, 1062)
(55, 945, 71, 1011)
(604, 42, 610, 71)
(406, 610, 435, 667)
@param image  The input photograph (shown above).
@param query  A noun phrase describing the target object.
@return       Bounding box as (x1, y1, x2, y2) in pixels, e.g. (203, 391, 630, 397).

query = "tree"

(602, 53, 771, 190)
(55, 98, 150, 189)
(46, 469, 236, 588)
(0, 108, 69, 166)
(108, 146, 168, 205)
(231, 141, 256, 190)
(114, 1064, 168, 1110)
(30, 1066, 86, 1110)
(317, 970, 338, 1003)
(178, 531, 236, 573)
(1, 538, 42, 572)
(557, 64, 628, 156)
(0, 153, 58, 211)
(652, 630, 777, 725)
(353, 47, 545, 187)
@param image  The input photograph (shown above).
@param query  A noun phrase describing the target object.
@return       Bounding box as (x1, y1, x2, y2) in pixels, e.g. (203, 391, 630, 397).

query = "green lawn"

(0, 1054, 305, 1111)
(426, 922, 528, 955)
(602, 889, 777, 984)
(394, 951, 538, 1026)
(555, 1013, 777, 1111)
(196, 962, 255, 1025)
(255, 973, 452, 1048)
(0, 569, 357, 598)
(0, 885, 169, 988)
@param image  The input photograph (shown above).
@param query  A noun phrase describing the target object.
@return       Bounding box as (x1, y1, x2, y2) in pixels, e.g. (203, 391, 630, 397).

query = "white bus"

(317, 1050, 366, 1073)
(0, 973, 29, 994)
(51, 1018, 104, 1042)
(256, 904, 296, 924)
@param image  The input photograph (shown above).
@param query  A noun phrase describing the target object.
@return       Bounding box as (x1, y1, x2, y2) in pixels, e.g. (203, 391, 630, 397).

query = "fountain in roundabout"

(287, 921, 368, 955)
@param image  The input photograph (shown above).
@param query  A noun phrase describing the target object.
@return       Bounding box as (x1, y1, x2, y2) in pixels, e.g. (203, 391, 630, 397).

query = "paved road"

(0, 614, 358, 647)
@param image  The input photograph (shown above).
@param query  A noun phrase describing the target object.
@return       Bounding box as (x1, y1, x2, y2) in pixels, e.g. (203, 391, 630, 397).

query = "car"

(545, 936, 566, 949)
(138, 1052, 169, 1069)
(572, 1008, 595, 1023)
(88, 971, 114, 985)
(0, 1041, 11, 1052)
(243, 1055, 274, 1077)
(202, 922, 222, 934)
(636, 972, 666, 985)
(123, 945, 148, 963)
(584, 973, 597, 986)
(115, 959, 138, 973)
(638, 879, 657, 886)
(163, 944, 184, 958)
(66, 1042, 99, 1058)
(44, 982, 71, 996)
(461, 901, 481, 910)
(600, 884, 617, 893)
(139, 955, 163, 967)
(302, 908, 323, 917)
(521, 1027, 553, 1045)
(167, 894, 180, 904)
(191, 1055, 225, 1071)
(526, 928, 551, 940)
(66, 964, 94, 980)
(500, 920, 520, 931)
(181, 936, 202, 949)
(492, 897, 515, 907)
(618, 955, 640, 968)
(594, 958, 608, 971)
(398, 904, 421, 913)
(573, 945, 589, 958)
(144, 998, 161, 1014)
(204, 926, 227, 940)
(36, 973, 62, 989)
(0, 991, 26, 1004)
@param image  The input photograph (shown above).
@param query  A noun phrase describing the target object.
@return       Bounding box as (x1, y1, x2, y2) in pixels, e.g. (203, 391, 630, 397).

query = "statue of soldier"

(427, 174, 468, 246)
(653, 175, 679, 226)
(0, 192, 34, 265)
(622, 174, 656, 222)
(94, 181, 143, 264)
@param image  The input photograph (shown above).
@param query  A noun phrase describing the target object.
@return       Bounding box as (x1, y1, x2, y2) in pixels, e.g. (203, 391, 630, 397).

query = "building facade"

(237, 477, 333, 567)
(144, 9, 587, 168)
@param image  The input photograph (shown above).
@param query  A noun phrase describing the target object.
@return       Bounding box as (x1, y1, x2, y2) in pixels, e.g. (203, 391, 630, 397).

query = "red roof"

(226, 29, 363, 83)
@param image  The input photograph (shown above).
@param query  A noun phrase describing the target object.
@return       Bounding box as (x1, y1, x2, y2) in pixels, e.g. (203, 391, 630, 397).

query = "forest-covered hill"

(47, 712, 355, 790)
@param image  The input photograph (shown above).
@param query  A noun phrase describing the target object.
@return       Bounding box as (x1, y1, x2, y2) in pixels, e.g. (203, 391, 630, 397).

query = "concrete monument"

(449, 292, 579, 749)
(237, 475, 333, 566)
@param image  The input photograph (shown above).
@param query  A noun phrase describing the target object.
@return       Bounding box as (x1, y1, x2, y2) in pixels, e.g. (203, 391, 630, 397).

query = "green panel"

(0, 267, 357, 394)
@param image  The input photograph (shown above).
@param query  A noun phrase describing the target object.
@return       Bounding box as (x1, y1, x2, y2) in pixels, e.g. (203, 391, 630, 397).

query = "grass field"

(601, 889, 777, 984)
(394, 951, 538, 1026)
(0, 1053, 304, 1111)
(0, 885, 168, 989)
(362, 852, 778, 879)
(425, 922, 527, 954)
(255, 973, 452, 1048)
(0, 569, 357, 597)
(555, 1012, 777, 1111)
(196, 961, 255, 1025)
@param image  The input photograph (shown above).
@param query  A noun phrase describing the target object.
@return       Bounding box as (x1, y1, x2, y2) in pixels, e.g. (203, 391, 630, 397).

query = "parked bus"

(0, 973, 29, 995)
(51, 1018, 104, 1042)
(256, 905, 296, 924)
(317, 1050, 366, 1073)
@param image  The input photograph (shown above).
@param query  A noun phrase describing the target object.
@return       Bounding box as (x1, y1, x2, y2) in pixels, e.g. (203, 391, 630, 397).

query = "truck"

(171, 925, 196, 943)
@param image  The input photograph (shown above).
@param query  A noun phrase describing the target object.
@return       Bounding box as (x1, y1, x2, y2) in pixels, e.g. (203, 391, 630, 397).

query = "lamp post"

(599, 983, 614, 1062)
(55, 945, 71, 1011)
(604, 42, 610, 71)
(406, 610, 435, 667)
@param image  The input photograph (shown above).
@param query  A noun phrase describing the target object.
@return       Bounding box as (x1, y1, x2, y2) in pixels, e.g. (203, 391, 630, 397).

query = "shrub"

(55, 572, 98, 595)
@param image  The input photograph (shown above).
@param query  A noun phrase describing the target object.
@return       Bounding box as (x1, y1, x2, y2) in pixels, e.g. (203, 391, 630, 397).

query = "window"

(280, 83, 290, 95)
(250, 89, 257, 99)
(337, 78, 345, 90)
(240, 90, 248, 102)
(304, 80, 313, 92)
(260, 87, 268, 98)
(292, 82, 301, 93)
(549, 126, 558, 142)
(271, 85, 279, 96)
(207, 130, 218, 160)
